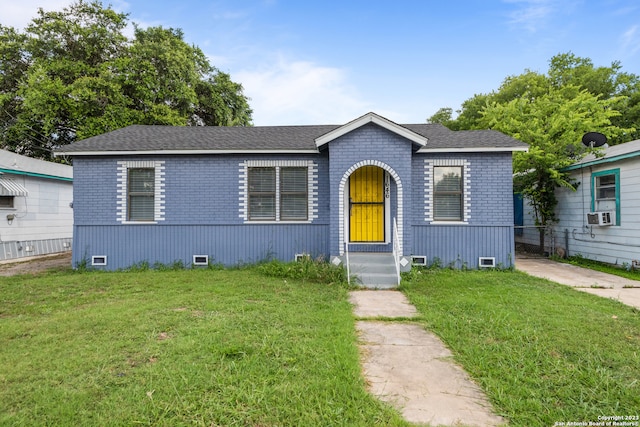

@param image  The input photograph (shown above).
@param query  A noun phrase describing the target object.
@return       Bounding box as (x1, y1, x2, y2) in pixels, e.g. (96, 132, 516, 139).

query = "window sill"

(430, 220, 469, 225)
(121, 221, 158, 225)
(244, 220, 312, 224)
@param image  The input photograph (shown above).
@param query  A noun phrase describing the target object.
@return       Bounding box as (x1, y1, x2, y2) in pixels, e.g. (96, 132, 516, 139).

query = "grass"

(0, 267, 408, 426)
(552, 254, 640, 282)
(3, 260, 640, 427)
(401, 268, 640, 426)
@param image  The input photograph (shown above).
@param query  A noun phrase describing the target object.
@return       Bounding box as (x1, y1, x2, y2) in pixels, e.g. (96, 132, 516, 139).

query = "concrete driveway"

(516, 256, 640, 310)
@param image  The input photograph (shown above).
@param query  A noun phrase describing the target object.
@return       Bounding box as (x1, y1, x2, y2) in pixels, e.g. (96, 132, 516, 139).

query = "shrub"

(257, 257, 348, 285)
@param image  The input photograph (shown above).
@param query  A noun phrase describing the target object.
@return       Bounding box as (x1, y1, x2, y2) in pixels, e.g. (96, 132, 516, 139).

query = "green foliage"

(152, 260, 186, 271)
(257, 257, 349, 286)
(482, 86, 630, 232)
(437, 52, 639, 140)
(0, 269, 407, 426)
(0, 1, 252, 159)
(553, 254, 640, 281)
(429, 52, 638, 253)
(426, 107, 455, 127)
(403, 269, 640, 426)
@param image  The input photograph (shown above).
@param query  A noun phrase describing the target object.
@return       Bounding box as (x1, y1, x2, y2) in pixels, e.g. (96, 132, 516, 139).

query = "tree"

(437, 52, 639, 138)
(547, 52, 640, 144)
(426, 107, 454, 127)
(0, 1, 252, 160)
(429, 52, 638, 252)
(480, 85, 632, 251)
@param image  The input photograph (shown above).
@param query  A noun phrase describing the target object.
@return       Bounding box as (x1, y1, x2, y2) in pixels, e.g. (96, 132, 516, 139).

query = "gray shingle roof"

(56, 122, 527, 155)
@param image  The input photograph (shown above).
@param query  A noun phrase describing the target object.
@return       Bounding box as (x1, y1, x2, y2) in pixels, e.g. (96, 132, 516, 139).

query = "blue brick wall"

(73, 157, 119, 225)
(74, 154, 330, 226)
(162, 153, 330, 224)
(469, 152, 515, 225)
(327, 123, 414, 255)
(410, 152, 515, 267)
(71, 127, 515, 270)
(72, 154, 331, 269)
(411, 152, 514, 226)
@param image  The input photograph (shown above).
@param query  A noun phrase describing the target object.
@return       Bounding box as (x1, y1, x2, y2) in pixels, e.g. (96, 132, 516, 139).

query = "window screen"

(128, 168, 155, 221)
(247, 166, 308, 221)
(434, 166, 462, 220)
(596, 174, 616, 201)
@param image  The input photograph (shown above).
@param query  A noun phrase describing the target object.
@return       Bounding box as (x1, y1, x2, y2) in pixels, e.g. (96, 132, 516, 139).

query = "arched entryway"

(338, 160, 403, 255)
(349, 165, 385, 242)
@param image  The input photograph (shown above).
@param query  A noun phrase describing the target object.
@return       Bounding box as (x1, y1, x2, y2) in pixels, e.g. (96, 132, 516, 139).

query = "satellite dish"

(582, 132, 607, 148)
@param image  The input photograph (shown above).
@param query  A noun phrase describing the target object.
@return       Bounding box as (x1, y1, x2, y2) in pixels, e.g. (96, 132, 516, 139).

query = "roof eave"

(417, 146, 529, 153)
(315, 112, 428, 148)
(562, 150, 640, 171)
(0, 168, 73, 181)
(55, 149, 321, 157)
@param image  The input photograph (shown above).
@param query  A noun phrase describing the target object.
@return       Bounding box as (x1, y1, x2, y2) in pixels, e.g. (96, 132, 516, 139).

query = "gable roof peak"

(314, 112, 428, 148)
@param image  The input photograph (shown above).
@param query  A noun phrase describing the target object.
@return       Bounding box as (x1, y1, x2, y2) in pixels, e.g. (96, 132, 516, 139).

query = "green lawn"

(0, 268, 408, 427)
(401, 268, 640, 426)
(2, 265, 639, 426)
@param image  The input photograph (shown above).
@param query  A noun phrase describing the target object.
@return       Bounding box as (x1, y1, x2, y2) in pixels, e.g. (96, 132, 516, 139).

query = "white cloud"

(503, 0, 554, 32)
(236, 57, 372, 125)
(620, 25, 640, 56)
(0, 0, 73, 29)
(0, 1, 134, 31)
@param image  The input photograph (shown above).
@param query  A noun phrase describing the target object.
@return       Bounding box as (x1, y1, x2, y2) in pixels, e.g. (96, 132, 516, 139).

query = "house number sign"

(384, 174, 390, 199)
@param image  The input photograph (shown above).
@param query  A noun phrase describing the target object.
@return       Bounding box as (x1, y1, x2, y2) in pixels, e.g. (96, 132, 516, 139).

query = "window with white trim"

(248, 166, 308, 221)
(240, 160, 317, 223)
(117, 161, 165, 223)
(434, 166, 463, 221)
(425, 159, 470, 223)
(128, 168, 155, 221)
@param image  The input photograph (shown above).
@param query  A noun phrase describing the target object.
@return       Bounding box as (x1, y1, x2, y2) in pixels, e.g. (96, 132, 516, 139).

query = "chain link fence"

(515, 226, 558, 258)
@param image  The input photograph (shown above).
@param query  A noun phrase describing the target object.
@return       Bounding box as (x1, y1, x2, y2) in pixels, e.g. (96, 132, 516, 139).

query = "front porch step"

(348, 253, 399, 289)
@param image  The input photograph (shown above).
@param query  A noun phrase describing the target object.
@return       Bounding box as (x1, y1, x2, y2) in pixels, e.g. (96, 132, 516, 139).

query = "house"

(56, 112, 527, 283)
(0, 149, 73, 261)
(547, 138, 640, 267)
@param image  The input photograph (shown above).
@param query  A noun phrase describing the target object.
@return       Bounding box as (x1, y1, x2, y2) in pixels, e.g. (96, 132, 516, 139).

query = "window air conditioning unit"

(586, 211, 614, 226)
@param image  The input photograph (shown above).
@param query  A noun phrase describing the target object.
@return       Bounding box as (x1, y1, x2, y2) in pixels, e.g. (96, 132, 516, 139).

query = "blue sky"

(2, 0, 640, 125)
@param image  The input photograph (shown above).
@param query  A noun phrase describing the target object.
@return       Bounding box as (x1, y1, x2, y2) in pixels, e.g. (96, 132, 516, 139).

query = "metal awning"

(0, 178, 28, 196)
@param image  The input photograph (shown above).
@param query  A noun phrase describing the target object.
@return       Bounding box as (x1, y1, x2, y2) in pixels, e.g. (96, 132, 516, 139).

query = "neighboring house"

(547, 139, 640, 266)
(56, 112, 527, 279)
(0, 149, 73, 261)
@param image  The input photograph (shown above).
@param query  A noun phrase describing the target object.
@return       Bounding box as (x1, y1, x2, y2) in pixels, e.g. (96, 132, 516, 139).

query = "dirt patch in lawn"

(0, 252, 73, 276)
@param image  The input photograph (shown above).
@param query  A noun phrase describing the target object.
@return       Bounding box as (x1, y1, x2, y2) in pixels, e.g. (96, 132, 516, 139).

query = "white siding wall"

(552, 157, 640, 266)
(0, 174, 73, 252)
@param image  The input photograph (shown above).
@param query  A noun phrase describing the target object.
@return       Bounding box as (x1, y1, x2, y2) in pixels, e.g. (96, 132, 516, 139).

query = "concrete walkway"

(350, 290, 505, 427)
(516, 257, 640, 309)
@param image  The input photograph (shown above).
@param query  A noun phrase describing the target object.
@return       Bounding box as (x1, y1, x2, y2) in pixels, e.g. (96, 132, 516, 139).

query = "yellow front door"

(349, 166, 385, 242)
